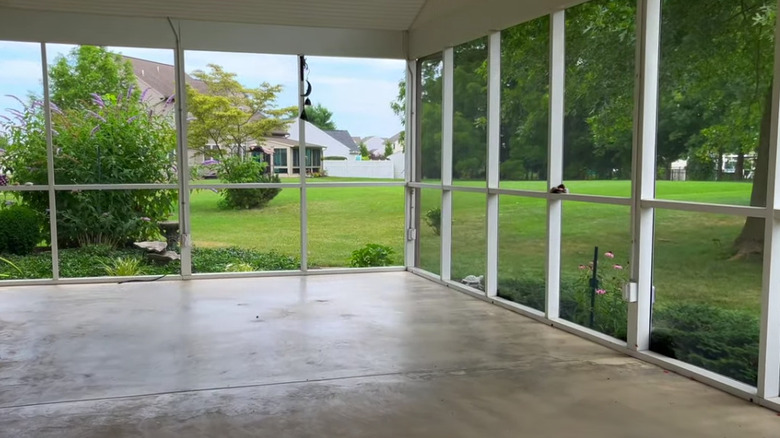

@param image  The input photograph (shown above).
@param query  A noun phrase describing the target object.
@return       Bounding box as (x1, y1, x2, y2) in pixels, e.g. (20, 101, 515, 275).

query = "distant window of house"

(274, 149, 287, 173)
(293, 148, 322, 173)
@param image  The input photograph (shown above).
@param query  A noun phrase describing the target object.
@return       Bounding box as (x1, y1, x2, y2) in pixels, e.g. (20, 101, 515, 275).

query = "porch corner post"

(627, 0, 661, 352)
(486, 31, 501, 297)
(171, 21, 192, 278)
(756, 0, 780, 400)
(441, 47, 454, 282)
(546, 10, 565, 319)
(404, 57, 418, 269)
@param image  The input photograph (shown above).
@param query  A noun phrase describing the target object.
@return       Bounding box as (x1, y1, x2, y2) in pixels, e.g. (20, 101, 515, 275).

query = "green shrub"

(0, 256, 23, 278)
(0, 92, 177, 247)
(0, 205, 42, 255)
(218, 156, 282, 209)
(349, 243, 395, 268)
(424, 208, 441, 236)
(192, 247, 299, 272)
(500, 158, 527, 180)
(0, 246, 179, 279)
(323, 156, 348, 161)
(102, 257, 144, 276)
(651, 303, 759, 386)
(225, 262, 254, 272)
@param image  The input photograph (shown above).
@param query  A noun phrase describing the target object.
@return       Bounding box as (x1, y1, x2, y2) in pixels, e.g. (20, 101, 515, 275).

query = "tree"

(187, 64, 296, 162)
(384, 140, 394, 158)
(359, 141, 370, 160)
(49, 46, 137, 110)
(306, 103, 336, 131)
(187, 64, 295, 209)
(0, 82, 176, 247)
(390, 79, 407, 149)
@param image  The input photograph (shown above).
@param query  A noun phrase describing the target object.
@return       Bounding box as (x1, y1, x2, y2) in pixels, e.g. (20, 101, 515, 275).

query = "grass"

(1, 178, 762, 314)
(188, 183, 405, 269)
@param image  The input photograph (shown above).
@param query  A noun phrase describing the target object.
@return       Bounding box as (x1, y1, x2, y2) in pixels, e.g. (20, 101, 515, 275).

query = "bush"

(349, 243, 396, 267)
(0, 256, 22, 278)
(192, 247, 299, 272)
(103, 257, 144, 276)
(0, 205, 42, 255)
(424, 208, 441, 236)
(0, 92, 177, 247)
(500, 158, 526, 180)
(218, 156, 282, 209)
(323, 156, 347, 161)
(651, 303, 759, 385)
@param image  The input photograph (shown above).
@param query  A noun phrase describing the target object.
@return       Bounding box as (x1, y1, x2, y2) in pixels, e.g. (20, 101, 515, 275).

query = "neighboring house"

(362, 136, 387, 157)
(123, 56, 207, 117)
(387, 131, 404, 153)
(124, 56, 359, 170)
(287, 118, 355, 160)
(124, 56, 214, 166)
(323, 130, 361, 156)
(254, 136, 326, 177)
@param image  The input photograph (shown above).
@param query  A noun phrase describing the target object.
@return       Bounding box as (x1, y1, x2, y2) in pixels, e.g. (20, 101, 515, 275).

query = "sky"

(0, 41, 406, 139)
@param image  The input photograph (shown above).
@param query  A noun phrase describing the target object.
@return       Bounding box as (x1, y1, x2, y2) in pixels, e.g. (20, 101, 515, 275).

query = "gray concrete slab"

(0, 272, 777, 437)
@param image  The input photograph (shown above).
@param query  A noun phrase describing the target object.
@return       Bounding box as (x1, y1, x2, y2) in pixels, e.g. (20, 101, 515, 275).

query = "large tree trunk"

(733, 94, 771, 258)
(716, 151, 724, 181)
(735, 152, 745, 181)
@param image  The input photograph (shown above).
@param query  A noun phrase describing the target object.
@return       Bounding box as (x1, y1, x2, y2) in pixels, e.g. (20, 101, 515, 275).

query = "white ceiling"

(0, 0, 584, 58)
(3, 0, 429, 31)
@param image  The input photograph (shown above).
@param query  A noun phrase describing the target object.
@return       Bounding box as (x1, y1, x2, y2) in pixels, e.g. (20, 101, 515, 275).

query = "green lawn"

(186, 178, 761, 313)
(1, 179, 762, 314)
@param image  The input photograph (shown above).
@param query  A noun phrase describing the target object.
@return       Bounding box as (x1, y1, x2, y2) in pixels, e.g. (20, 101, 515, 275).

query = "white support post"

(757, 0, 780, 400)
(627, 0, 661, 351)
(486, 32, 501, 297)
(441, 47, 454, 281)
(40, 43, 59, 281)
(405, 59, 417, 269)
(546, 11, 565, 319)
(298, 55, 308, 272)
(171, 22, 192, 278)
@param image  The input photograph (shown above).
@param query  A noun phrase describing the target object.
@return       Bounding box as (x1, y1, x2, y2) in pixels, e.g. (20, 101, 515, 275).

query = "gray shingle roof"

(324, 130, 360, 153)
(123, 56, 207, 99)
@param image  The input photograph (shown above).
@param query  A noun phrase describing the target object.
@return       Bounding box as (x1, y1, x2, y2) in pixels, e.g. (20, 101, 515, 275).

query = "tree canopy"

(395, 0, 776, 252)
(49, 46, 137, 110)
(187, 64, 296, 161)
(306, 103, 337, 131)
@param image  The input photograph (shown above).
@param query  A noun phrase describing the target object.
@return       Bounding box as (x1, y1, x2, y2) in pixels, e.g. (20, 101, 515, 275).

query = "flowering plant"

(574, 250, 629, 340)
(0, 91, 176, 247)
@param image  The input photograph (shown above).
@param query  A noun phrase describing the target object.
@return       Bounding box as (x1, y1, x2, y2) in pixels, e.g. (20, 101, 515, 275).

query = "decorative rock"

(134, 241, 168, 254)
(461, 275, 484, 290)
(147, 251, 181, 264)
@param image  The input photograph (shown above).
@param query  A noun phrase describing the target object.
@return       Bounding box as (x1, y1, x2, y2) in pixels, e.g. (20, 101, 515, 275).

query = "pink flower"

(578, 265, 587, 270)
(596, 289, 607, 295)
(605, 251, 614, 259)
(613, 264, 623, 270)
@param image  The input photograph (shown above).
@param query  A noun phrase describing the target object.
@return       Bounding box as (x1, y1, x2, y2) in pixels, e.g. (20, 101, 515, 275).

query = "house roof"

(324, 130, 360, 154)
(123, 55, 207, 99)
(264, 137, 326, 149)
(388, 131, 403, 143)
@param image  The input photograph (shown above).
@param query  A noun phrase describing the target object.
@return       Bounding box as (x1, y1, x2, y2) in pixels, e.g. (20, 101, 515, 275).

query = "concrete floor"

(0, 273, 777, 437)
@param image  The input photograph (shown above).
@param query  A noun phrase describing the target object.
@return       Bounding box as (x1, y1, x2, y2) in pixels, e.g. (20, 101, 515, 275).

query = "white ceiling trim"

(408, 0, 588, 59)
(0, 7, 406, 59)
